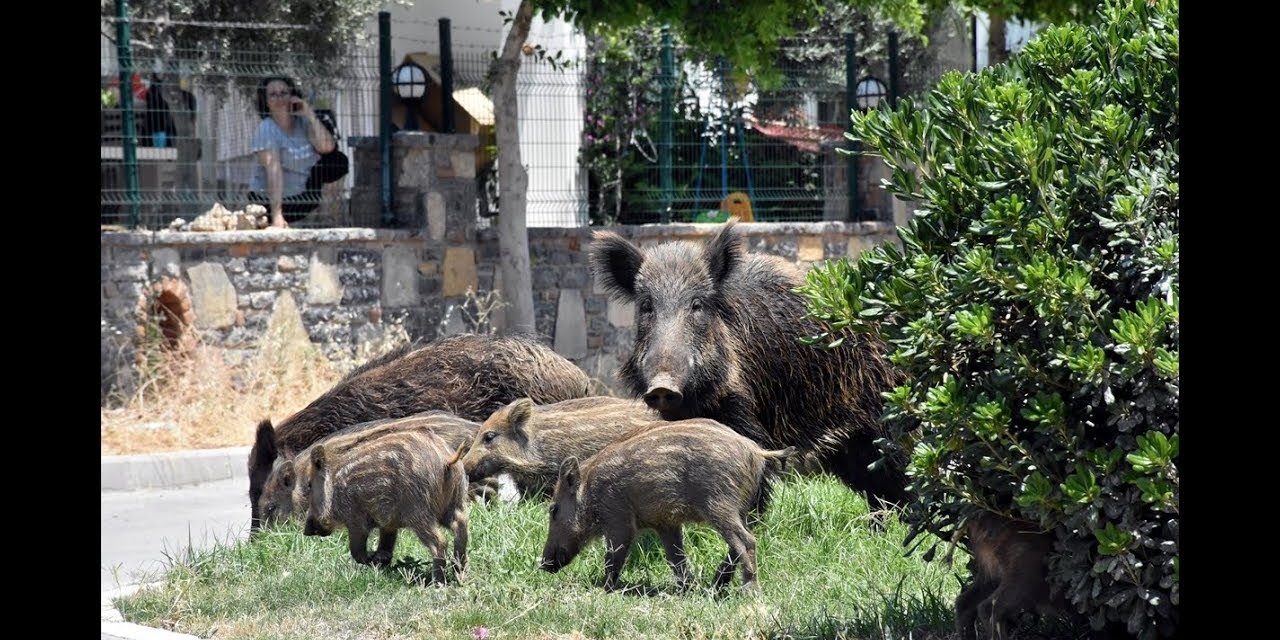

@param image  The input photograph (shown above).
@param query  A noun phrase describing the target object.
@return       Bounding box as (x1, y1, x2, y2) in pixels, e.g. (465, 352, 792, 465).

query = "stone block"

(186, 262, 238, 329)
(443, 247, 478, 297)
(449, 150, 476, 179)
(427, 191, 446, 241)
(149, 248, 181, 280)
(553, 288, 588, 360)
(307, 248, 344, 305)
(382, 245, 420, 307)
(798, 236, 824, 262)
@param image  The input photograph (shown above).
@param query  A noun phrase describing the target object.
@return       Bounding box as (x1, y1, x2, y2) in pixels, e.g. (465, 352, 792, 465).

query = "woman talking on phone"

(247, 76, 336, 229)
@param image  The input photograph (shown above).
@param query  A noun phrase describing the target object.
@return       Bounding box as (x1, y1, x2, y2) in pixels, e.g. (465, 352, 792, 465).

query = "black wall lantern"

(392, 61, 429, 131)
(854, 76, 888, 110)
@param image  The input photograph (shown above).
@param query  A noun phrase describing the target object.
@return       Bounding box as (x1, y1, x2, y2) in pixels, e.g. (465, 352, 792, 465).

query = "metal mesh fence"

(100, 17, 965, 230)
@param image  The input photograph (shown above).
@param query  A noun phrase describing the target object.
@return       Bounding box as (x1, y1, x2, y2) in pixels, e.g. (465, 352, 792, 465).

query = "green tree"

(799, 0, 1178, 636)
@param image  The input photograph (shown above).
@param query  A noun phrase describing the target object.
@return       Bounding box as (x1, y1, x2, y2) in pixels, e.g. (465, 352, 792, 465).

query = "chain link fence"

(100, 15, 968, 230)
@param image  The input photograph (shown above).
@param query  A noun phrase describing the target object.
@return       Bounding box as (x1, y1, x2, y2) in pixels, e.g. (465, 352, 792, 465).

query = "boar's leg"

(444, 507, 470, 581)
(368, 528, 399, 567)
(601, 524, 637, 592)
(985, 581, 1039, 640)
(655, 526, 693, 591)
(347, 523, 374, 565)
(955, 578, 996, 640)
(711, 516, 759, 592)
(410, 522, 450, 585)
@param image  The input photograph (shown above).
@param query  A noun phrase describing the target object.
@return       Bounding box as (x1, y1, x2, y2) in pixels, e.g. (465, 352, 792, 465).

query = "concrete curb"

(103, 584, 204, 640)
(102, 447, 250, 492)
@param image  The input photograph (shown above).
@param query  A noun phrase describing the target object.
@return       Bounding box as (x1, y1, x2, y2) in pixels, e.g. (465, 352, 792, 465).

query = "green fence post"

(845, 31, 860, 222)
(889, 31, 900, 109)
(116, 0, 140, 228)
(659, 27, 673, 224)
(379, 11, 393, 226)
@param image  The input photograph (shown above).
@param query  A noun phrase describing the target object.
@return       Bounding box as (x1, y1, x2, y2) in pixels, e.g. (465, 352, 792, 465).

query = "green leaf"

(1096, 522, 1134, 556)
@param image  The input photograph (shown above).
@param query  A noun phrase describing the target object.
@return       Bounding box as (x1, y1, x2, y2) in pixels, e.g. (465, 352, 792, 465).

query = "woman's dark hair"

(256, 76, 300, 118)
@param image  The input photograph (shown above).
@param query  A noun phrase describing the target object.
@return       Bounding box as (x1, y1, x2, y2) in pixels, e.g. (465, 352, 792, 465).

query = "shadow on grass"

(763, 577, 957, 640)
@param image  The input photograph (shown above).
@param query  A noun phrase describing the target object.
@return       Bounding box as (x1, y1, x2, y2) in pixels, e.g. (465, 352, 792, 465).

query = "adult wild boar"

(303, 428, 469, 583)
(248, 333, 591, 531)
(955, 511, 1072, 640)
(540, 419, 795, 592)
(256, 410, 482, 531)
(589, 221, 909, 508)
(461, 396, 661, 496)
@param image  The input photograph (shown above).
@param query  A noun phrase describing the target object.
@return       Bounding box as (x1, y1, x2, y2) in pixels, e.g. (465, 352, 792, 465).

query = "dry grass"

(101, 300, 414, 456)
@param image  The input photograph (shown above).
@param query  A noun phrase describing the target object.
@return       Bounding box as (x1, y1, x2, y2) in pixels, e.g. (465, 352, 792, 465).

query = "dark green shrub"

(798, 1, 1177, 637)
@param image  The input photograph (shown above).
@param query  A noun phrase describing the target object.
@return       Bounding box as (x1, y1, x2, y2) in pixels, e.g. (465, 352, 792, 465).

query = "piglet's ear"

(558, 456, 581, 489)
(312, 444, 328, 471)
(508, 398, 534, 434)
(704, 219, 742, 284)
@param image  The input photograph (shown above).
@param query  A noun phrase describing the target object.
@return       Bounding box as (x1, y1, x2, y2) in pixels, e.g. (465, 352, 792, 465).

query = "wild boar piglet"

(304, 428, 469, 584)
(462, 395, 661, 497)
(257, 410, 482, 532)
(540, 419, 795, 592)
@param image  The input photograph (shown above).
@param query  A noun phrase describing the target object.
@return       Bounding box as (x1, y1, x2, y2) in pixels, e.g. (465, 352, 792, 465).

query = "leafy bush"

(798, 1, 1178, 637)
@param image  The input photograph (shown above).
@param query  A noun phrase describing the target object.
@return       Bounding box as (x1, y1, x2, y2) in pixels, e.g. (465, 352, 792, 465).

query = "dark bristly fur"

(588, 221, 910, 509)
(248, 333, 591, 531)
(955, 512, 1067, 640)
(540, 419, 795, 592)
(461, 396, 663, 497)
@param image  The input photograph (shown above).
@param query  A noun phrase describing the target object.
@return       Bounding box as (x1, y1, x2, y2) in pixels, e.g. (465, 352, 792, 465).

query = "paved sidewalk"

(102, 446, 250, 492)
(102, 446, 253, 640)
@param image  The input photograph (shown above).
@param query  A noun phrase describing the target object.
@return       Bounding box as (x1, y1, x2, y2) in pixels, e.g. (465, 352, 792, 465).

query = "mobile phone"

(291, 88, 302, 111)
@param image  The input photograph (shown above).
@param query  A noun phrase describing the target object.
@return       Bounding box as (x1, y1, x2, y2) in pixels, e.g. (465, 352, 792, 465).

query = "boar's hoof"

(302, 518, 329, 537)
(369, 549, 393, 568)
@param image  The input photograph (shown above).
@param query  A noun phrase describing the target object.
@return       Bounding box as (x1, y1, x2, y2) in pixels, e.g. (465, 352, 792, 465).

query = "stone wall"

(101, 130, 904, 402)
(101, 221, 901, 401)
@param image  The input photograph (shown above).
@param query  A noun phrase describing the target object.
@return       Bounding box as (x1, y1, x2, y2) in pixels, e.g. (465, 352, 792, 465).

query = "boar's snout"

(540, 547, 569, 573)
(302, 517, 330, 537)
(643, 373, 684, 412)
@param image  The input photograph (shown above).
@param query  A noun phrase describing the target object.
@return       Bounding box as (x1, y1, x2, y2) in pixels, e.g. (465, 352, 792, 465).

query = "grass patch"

(113, 473, 967, 639)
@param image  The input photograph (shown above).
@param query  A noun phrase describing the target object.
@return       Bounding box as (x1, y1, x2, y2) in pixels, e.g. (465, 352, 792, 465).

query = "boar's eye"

(483, 431, 498, 444)
(550, 504, 560, 520)
(690, 298, 704, 314)
(638, 298, 653, 315)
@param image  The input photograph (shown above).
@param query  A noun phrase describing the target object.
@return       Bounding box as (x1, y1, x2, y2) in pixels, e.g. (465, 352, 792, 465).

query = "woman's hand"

(289, 95, 314, 118)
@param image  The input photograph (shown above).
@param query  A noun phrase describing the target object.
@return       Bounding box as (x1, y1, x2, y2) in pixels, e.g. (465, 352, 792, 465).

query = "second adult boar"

(247, 332, 591, 531)
(540, 420, 795, 592)
(461, 396, 661, 496)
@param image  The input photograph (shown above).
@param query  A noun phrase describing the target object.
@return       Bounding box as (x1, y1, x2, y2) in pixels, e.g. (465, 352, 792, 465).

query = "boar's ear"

(558, 456, 581, 489)
(705, 220, 742, 284)
(589, 231, 644, 300)
(509, 398, 534, 434)
(250, 420, 278, 471)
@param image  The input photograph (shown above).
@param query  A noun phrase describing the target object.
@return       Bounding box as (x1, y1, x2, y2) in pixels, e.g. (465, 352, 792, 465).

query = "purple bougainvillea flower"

(473, 628, 490, 640)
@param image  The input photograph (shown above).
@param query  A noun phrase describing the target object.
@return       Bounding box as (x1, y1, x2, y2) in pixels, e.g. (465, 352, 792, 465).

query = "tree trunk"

(491, 0, 537, 334)
(158, 73, 200, 218)
(987, 11, 1009, 66)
